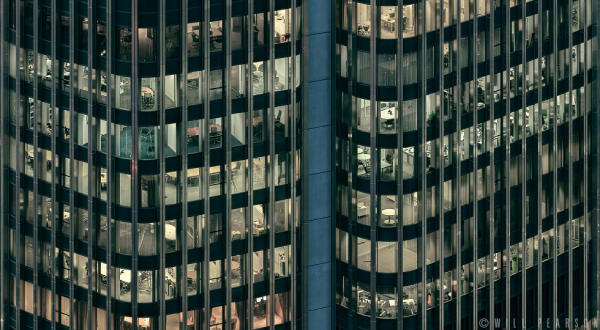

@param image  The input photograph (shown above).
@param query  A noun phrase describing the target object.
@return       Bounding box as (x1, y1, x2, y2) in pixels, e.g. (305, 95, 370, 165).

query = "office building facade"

(0, 0, 304, 328)
(334, 0, 600, 329)
(3, 0, 600, 329)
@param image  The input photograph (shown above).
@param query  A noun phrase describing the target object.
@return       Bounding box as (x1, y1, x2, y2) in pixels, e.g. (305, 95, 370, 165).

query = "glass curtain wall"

(2, 0, 302, 328)
(335, 0, 597, 328)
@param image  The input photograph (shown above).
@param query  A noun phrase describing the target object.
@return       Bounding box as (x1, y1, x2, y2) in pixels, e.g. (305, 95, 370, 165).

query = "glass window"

(165, 25, 180, 59)
(210, 20, 223, 51)
(113, 124, 132, 158)
(253, 156, 267, 189)
(97, 21, 107, 56)
(231, 16, 245, 50)
(378, 101, 397, 134)
(377, 54, 396, 86)
(253, 13, 266, 47)
(231, 65, 246, 97)
(78, 17, 89, 49)
(114, 75, 131, 110)
(118, 28, 132, 60)
(209, 118, 223, 149)
(379, 193, 397, 227)
(274, 9, 291, 43)
(336, 229, 349, 263)
(165, 220, 178, 253)
(138, 28, 157, 62)
(138, 126, 158, 159)
(356, 190, 370, 225)
(165, 170, 179, 205)
(209, 165, 223, 197)
(141, 174, 160, 206)
(274, 57, 289, 91)
(356, 3, 371, 37)
(377, 290, 397, 319)
(140, 77, 158, 111)
(138, 270, 155, 303)
(166, 123, 179, 155)
(165, 74, 180, 108)
(377, 241, 396, 273)
(231, 207, 246, 240)
(231, 112, 246, 147)
(186, 71, 202, 105)
(187, 22, 202, 57)
(274, 105, 289, 142)
(356, 284, 371, 315)
(356, 51, 370, 84)
(402, 238, 418, 273)
(96, 118, 107, 153)
(37, 54, 53, 88)
(274, 199, 289, 232)
(379, 6, 397, 39)
(209, 70, 223, 100)
(356, 145, 371, 179)
(253, 204, 267, 236)
(137, 223, 157, 255)
(97, 70, 108, 103)
(252, 61, 267, 95)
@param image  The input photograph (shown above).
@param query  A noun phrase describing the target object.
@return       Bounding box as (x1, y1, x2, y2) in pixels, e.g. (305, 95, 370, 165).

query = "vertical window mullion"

(13, 0, 22, 326)
(158, 0, 167, 326)
(472, 0, 479, 326)
(130, 0, 140, 324)
(537, 0, 544, 323)
(418, 1, 427, 328)
(552, 0, 558, 324)
(395, 0, 404, 327)
(520, 0, 527, 324)
(224, 0, 232, 327)
(86, 1, 96, 327)
(290, 0, 298, 327)
(581, 0, 589, 323)
(203, 0, 211, 326)
(268, 0, 276, 325)
(32, 0, 40, 326)
(368, 1, 377, 329)
(68, 0, 76, 326)
(567, 0, 575, 323)
(105, 0, 114, 326)
(488, 0, 497, 324)
(246, 0, 255, 326)
(455, 0, 464, 327)
(180, 0, 189, 325)
(503, 0, 511, 326)
(438, 0, 446, 327)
